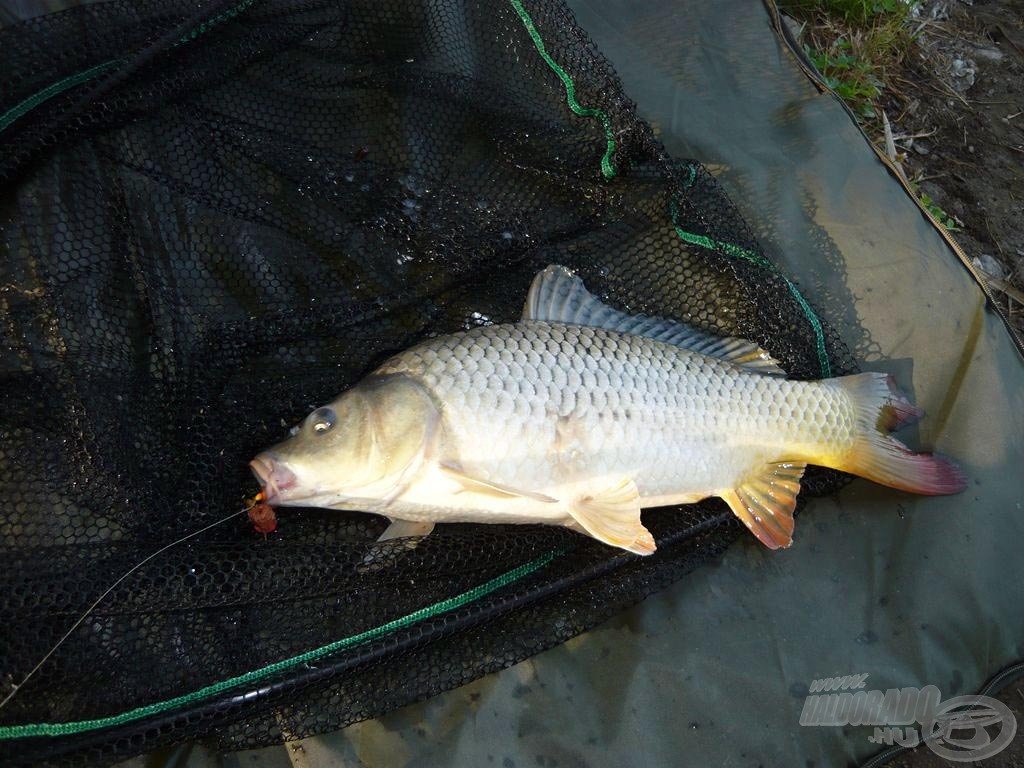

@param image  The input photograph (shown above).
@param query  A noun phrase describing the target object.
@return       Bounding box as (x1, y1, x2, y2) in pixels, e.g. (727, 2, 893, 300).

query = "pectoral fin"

(377, 519, 436, 542)
(721, 462, 806, 549)
(440, 462, 558, 503)
(568, 477, 656, 555)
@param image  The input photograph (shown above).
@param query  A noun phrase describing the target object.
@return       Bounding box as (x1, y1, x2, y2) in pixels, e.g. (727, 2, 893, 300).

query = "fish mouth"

(249, 454, 297, 505)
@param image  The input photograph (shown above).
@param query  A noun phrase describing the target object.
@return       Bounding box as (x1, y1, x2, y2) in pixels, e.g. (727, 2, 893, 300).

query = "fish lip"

(249, 454, 295, 504)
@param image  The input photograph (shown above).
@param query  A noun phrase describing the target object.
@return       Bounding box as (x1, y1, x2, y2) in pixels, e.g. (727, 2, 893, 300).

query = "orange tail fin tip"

(832, 372, 967, 496)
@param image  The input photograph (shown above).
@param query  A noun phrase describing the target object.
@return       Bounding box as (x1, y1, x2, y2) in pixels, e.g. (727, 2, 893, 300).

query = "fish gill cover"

(0, 0, 856, 764)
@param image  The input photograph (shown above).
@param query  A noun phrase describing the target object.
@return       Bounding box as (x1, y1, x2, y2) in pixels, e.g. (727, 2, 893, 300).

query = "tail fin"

(829, 373, 966, 495)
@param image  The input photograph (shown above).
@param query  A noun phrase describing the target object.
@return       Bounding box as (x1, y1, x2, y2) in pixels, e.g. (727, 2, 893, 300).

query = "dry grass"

(780, 0, 917, 133)
(780, 2, 966, 230)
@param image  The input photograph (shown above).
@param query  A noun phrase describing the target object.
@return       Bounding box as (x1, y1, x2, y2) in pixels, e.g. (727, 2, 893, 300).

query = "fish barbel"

(250, 265, 965, 553)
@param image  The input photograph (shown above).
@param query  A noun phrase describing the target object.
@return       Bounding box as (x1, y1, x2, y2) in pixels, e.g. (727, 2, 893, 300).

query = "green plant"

(782, 0, 909, 27)
(918, 192, 961, 231)
(781, 0, 918, 131)
(782, 2, 960, 232)
(805, 40, 883, 117)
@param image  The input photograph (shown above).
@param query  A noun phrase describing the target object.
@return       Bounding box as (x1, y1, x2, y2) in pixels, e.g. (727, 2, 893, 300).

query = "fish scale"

(378, 321, 855, 497)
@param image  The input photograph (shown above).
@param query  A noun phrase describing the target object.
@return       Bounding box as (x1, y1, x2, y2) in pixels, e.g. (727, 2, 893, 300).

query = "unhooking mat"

(202, 2, 1024, 767)
(0, 1, 1020, 767)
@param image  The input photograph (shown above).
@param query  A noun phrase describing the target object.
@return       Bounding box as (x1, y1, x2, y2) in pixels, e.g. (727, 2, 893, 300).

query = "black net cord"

(66, 1, 243, 108)
(0, 0, 859, 763)
(0, 0, 272, 185)
(4, 511, 735, 765)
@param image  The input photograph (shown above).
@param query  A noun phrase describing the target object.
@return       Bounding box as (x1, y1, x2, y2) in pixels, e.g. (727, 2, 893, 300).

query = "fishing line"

(0, 501, 257, 713)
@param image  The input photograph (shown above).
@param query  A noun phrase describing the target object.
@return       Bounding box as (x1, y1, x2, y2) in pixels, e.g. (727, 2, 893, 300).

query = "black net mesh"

(0, 1, 857, 765)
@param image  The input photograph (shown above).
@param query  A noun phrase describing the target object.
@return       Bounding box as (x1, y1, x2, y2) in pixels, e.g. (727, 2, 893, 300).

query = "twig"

(890, 128, 938, 141)
(881, 110, 903, 177)
(931, 76, 972, 108)
(982, 213, 1005, 258)
(985, 276, 1024, 308)
(912, 17, 943, 38)
(998, 25, 1024, 58)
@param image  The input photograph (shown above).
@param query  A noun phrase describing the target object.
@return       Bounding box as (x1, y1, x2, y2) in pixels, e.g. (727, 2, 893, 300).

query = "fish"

(249, 265, 965, 554)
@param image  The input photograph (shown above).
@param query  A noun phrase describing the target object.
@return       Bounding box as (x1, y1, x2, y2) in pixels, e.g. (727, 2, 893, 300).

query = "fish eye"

(309, 407, 336, 435)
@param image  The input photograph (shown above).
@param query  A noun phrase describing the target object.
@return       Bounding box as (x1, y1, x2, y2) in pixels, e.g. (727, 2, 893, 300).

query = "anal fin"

(721, 462, 806, 549)
(568, 477, 656, 556)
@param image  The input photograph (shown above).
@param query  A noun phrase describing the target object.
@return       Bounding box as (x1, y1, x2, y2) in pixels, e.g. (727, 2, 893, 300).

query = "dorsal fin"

(523, 265, 786, 376)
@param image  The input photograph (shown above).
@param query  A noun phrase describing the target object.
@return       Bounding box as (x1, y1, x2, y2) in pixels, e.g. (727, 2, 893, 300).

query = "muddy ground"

(889, 0, 1024, 340)
(858, 4, 1024, 765)
(879, 6, 1024, 766)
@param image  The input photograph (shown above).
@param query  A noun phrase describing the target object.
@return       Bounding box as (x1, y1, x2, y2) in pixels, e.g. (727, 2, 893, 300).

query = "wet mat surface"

(0, 1, 1021, 766)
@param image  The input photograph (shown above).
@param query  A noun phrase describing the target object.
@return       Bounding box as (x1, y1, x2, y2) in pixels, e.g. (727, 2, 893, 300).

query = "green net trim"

(670, 193, 831, 377)
(0, 0, 259, 136)
(0, 550, 559, 740)
(509, 0, 617, 179)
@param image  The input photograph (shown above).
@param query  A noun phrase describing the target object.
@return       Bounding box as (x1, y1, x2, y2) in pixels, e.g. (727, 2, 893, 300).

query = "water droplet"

(398, 174, 426, 197)
(463, 311, 493, 330)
